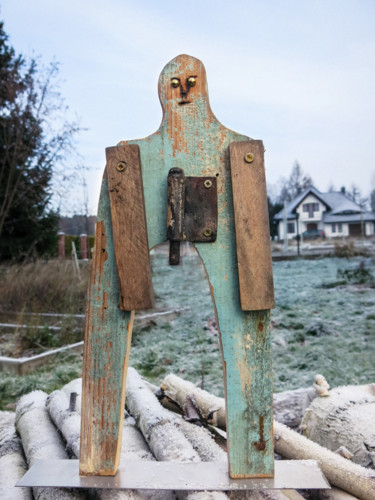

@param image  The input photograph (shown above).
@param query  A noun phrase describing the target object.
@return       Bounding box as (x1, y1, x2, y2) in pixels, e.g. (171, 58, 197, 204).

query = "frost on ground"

(271, 256, 375, 392)
(1, 250, 374, 410)
(130, 252, 375, 396)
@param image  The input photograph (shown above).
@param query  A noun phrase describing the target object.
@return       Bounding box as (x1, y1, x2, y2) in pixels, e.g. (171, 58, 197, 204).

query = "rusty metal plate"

(184, 176, 217, 242)
(17, 459, 329, 490)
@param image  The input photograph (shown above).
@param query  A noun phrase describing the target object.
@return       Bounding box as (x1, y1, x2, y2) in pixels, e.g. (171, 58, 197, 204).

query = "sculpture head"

(158, 54, 210, 112)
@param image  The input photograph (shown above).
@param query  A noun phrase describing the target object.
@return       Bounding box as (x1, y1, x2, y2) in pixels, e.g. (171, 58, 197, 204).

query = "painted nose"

(180, 85, 188, 99)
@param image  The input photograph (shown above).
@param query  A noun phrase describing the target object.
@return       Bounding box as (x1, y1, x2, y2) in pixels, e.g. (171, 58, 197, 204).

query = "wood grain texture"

(80, 54, 274, 478)
(230, 140, 275, 311)
(106, 145, 154, 310)
(79, 171, 134, 475)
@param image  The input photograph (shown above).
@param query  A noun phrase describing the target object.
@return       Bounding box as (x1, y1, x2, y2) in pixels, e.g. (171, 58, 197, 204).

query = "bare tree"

(278, 161, 313, 202)
(0, 21, 80, 259)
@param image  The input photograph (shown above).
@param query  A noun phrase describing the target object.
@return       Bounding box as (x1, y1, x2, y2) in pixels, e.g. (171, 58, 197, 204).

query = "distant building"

(59, 215, 96, 236)
(275, 186, 375, 240)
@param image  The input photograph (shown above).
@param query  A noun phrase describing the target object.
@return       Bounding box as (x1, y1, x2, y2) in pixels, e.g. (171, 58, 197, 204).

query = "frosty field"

(130, 249, 375, 397)
(0, 251, 374, 409)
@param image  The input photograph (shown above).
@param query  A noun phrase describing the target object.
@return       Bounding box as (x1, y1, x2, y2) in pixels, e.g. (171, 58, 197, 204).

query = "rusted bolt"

(204, 180, 212, 189)
(116, 161, 127, 172)
(171, 78, 180, 88)
(203, 228, 212, 237)
(244, 152, 254, 163)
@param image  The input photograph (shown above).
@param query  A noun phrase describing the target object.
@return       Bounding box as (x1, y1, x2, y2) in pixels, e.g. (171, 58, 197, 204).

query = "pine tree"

(0, 21, 79, 259)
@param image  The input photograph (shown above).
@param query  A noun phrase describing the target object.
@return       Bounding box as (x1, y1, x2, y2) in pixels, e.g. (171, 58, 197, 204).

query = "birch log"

(0, 411, 32, 500)
(227, 492, 303, 500)
(160, 374, 375, 500)
(46, 390, 81, 458)
(161, 374, 318, 430)
(46, 383, 175, 500)
(301, 384, 375, 468)
(15, 391, 84, 500)
(126, 367, 230, 500)
(317, 487, 360, 500)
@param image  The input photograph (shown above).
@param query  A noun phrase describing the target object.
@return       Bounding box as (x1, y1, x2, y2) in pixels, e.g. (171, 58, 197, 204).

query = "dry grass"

(0, 259, 89, 314)
(0, 259, 90, 355)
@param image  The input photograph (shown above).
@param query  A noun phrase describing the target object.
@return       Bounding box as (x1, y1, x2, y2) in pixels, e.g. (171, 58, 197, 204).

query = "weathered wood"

(0, 411, 32, 500)
(273, 386, 318, 429)
(158, 374, 375, 500)
(47, 382, 175, 500)
(46, 390, 81, 458)
(79, 173, 135, 475)
(301, 384, 375, 468)
(229, 141, 274, 311)
(80, 54, 274, 478)
(274, 421, 375, 500)
(15, 391, 84, 499)
(126, 368, 230, 500)
(160, 373, 318, 430)
(106, 145, 154, 311)
(317, 488, 361, 500)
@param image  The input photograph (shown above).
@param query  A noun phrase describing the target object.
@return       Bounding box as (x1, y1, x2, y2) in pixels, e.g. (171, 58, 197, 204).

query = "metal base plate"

(17, 460, 329, 490)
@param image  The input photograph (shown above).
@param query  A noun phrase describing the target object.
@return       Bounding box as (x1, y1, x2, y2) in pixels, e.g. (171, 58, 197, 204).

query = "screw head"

(244, 152, 254, 163)
(187, 76, 196, 87)
(203, 228, 212, 238)
(171, 78, 180, 88)
(116, 161, 127, 172)
(204, 179, 212, 189)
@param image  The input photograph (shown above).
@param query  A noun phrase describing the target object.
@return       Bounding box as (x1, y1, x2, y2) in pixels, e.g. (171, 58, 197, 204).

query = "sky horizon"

(2, 0, 375, 214)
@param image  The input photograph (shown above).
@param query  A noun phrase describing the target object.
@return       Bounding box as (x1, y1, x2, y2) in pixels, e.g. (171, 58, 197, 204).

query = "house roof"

(275, 186, 364, 220)
(323, 211, 375, 223)
(319, 192, 361, 215)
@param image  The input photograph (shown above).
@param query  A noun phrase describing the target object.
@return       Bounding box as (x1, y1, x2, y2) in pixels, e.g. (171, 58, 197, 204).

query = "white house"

(275, 186, 375, 240)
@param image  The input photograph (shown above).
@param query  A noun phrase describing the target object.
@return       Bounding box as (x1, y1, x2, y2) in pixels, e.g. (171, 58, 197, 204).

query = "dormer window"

(303, 202, 319, 217)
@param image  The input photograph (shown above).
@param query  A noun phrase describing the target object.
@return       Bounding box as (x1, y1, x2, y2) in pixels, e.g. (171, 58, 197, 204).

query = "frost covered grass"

(272, 256, 375, 391)
(0, 250, 374, 410)
(131, 252, 375, 397)
(0, 352, 82, 410)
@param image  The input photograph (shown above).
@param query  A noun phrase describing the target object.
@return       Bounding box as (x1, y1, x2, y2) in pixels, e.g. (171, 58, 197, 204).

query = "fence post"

(80, 233, 88, 260)
(58, 232, 65, 260)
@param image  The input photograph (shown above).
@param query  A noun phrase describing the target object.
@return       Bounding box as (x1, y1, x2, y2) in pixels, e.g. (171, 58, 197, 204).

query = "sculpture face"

(158, 54, 209, 111)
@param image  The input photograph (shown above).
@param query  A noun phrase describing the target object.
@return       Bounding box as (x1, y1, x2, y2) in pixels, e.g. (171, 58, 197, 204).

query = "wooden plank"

(79, 171, 134, 475)
(106, 145, 154, 311)
(229, 140, 275, 311)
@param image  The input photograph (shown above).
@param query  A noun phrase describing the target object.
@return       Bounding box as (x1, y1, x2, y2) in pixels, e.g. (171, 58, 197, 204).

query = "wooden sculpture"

(79, 54, 275, 479)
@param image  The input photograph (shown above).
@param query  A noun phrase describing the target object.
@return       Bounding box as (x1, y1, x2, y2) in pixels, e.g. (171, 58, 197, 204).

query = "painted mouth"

(178, 100, 191, 106)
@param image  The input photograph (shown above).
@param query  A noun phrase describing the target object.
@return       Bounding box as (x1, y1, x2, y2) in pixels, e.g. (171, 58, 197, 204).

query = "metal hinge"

(167, 168, 217, 265)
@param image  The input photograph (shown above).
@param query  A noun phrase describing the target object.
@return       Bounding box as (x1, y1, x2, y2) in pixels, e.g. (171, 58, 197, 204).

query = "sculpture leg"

(196, 246, 274, 478)
(80, 171, 133, 475)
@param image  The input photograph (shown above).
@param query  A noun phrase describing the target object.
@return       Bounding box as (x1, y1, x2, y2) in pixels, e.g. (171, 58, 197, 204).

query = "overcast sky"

(2, 0, 375, 214)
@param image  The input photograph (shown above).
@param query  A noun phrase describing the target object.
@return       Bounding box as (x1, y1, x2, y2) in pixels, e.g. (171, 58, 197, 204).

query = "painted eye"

(187, 76, 196, 87)
(171, 78, 180, 88)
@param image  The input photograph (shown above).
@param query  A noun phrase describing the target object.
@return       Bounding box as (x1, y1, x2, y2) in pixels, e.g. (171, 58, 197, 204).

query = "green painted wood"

(80, 170, 133, 475)
(80, 54, 274, 478)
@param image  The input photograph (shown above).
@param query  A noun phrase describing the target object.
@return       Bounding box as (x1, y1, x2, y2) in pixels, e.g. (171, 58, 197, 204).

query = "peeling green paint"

(82, 54, 273, 478)
(126, 55, 274, 477)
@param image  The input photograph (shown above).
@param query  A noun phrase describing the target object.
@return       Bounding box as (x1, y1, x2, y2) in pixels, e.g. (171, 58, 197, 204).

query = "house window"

(287, 222, 295, 233)
(332, 223, 336, 233)
(303, 202, 319, 218)
(338, 223, 342, 233)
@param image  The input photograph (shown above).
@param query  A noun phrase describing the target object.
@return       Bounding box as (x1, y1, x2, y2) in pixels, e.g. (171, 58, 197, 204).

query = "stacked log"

(160, 373, 375, 500)
(15, 390, 84, 500)
(3, 368, 375, 499)
(0, 411, 31, 500)
(301, 384, 375, 468)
